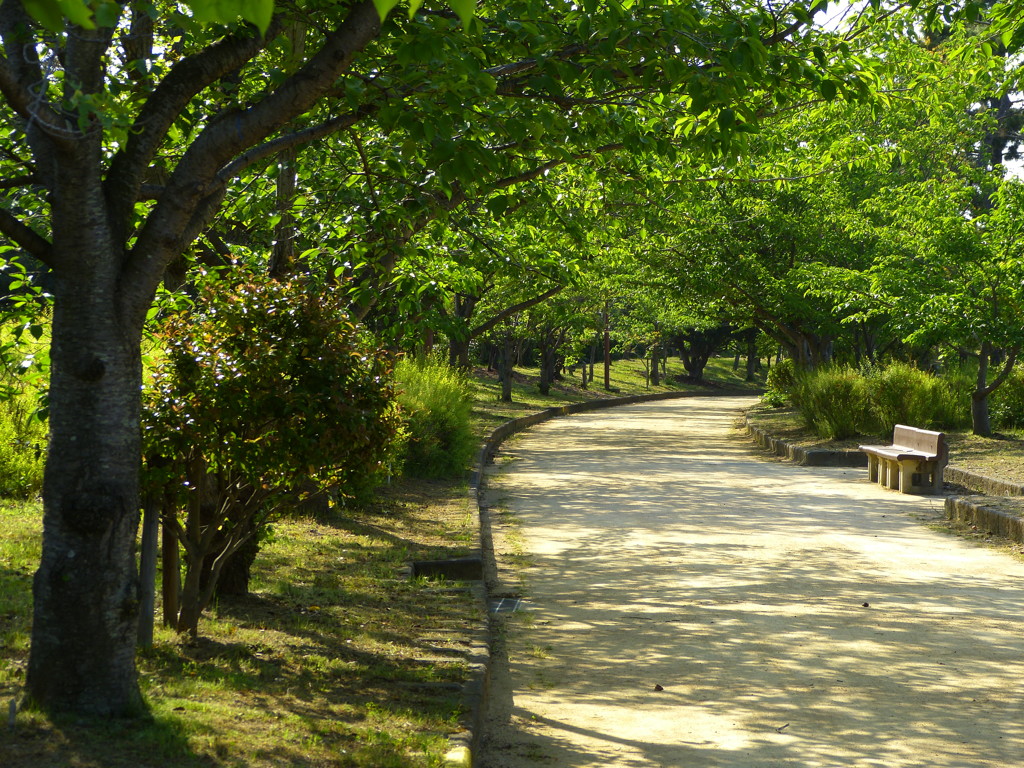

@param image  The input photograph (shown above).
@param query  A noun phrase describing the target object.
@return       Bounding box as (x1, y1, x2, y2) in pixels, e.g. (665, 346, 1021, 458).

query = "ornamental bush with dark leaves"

(142, 271, 399, 635)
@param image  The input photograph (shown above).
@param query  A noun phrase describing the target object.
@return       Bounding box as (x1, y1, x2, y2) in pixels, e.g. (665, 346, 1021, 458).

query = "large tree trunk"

(970, 341, 1020, 437)
(971, 389, 992, 437)
(448, 336, 471, 369)
(26, 264, 146, 716)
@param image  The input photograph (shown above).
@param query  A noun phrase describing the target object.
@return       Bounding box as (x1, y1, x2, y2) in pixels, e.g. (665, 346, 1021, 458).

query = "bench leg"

(866, 454, 878, 483)
(898, 461, 914, 493)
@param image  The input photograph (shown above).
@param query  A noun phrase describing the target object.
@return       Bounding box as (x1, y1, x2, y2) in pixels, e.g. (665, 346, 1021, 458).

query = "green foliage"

(933, 364, 975, 432)
(861, 362, 944, 436)
(761, 357, 797, 407)
(0, 394, 45, 498)
(791, 361, 974, 439)
(21, 0, 275, 34)
(144, 272, 399, 502)
(0, 310, 49, 499)
(143, 270, 400, 633)
(991, 367, 1024, 430)
(395, 356, 475, 478)
(793, 365, 867, 440)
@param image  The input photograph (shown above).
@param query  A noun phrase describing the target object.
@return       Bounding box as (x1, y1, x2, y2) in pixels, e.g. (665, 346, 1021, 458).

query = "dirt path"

(477, 396, 1024, 768)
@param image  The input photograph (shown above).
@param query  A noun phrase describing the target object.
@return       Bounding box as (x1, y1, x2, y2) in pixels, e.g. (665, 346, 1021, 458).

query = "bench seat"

(859, 425, 947, 494)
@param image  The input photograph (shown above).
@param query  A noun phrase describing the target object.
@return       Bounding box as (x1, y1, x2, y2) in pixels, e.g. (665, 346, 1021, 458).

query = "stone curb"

(945, 496, 1024, 544)
(943, 467, 1024, 498)
(454, 387, 752, 766)
(743, 417, 865, 467)
(743, 416, 1024, 546)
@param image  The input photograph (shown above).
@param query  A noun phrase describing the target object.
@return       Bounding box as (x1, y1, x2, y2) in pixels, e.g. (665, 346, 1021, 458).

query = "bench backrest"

(892, 424, 947, 458)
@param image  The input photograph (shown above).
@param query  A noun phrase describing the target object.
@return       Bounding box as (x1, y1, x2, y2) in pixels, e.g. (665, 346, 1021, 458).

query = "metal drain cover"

(489, 597, 525, 614)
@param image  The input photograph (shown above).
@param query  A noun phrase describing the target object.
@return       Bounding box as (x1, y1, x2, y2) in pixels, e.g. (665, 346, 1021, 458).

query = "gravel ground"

(478, 396, 1024, 768)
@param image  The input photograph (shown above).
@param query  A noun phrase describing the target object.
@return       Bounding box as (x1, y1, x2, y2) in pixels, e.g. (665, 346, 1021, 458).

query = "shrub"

(761, 357, 797, 408)
(991, 367, 1024, 430)
(793, 365, 867, 440)
(933, 364, 974, 431)
(395, 356, 475, 478)
(0, 319, 49, 499)
(862, 362, 942, 437)
(0, 393, 45, 498)
(143, 271, 400, 634)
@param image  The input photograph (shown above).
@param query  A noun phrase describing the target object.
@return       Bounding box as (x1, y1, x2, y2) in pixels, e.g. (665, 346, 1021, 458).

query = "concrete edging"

(455, 387, 750, 765)
(743, 417, 865, 467)
(945, 496, 1024, 543)
(943, 467, 1024, 498)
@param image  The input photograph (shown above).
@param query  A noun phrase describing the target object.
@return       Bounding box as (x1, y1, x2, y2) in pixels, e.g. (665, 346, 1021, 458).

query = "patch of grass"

(1, 482, 480, 768)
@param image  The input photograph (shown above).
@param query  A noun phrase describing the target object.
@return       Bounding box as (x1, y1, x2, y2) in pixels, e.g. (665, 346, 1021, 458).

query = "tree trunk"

(137, 501, 159, 648)
(971, 341, 993, 436)
(448, 294, 477, 369)
(538, 346, 553, 395)
(499, 334, 514, 403)
(448, 336, 471, 369)
(971, 389, 992, 437)
(26, 268, 146, 716)
(745, 329, 758, 382)
(268, 147, 299, 278)
(207, 536, 260, 597)
(650, 342, 660, 386)
(603, 309, 611, 391)
(162, 519, 180, 628)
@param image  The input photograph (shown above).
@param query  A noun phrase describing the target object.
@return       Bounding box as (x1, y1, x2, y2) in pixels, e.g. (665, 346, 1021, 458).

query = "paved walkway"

(478, 396, 1024, 768)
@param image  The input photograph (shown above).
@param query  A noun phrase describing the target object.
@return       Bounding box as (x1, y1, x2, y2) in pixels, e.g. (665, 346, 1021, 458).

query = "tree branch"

(471, 285, 565, 339)
(121, 1, 383, 328)
(981, 345, 1020, 397)
(216, 110, 370, 183)
(0, 206, 53, 264)
(0, 1, 74, 160)
(490, 143, 624, 191)
(0, 174, 36, 189)
(106, 25, 273, 241)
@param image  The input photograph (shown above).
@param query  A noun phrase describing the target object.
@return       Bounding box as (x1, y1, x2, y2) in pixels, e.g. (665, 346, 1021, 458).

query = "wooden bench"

(859, 425, 948, 494)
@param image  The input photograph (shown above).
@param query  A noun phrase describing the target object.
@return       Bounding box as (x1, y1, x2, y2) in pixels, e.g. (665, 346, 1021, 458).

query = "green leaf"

(487, 195, 511, 217)
(819, 80, 837, 101)
(372, 0, 402, 21)
(94, 1, 121, 27)
(243, 0, 274, 35)
(21, 0, 70, 31)
(447, 0, 475, 27)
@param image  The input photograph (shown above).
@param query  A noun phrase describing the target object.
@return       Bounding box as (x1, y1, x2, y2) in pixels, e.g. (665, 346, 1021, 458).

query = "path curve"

(478, 396, 1024, 768)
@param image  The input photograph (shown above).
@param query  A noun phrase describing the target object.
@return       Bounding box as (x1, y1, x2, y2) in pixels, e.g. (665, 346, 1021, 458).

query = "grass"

(1, 481, 480, 768)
